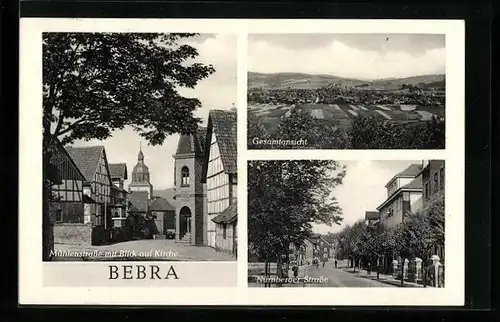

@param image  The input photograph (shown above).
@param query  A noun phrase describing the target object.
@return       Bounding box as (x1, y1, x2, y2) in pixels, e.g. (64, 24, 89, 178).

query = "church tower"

(129, 144, 154, 199)
(173, 128, 207, 246)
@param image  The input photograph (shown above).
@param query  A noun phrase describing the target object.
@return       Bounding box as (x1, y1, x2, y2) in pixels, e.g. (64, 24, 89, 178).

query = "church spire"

(138, 142, 144, 161)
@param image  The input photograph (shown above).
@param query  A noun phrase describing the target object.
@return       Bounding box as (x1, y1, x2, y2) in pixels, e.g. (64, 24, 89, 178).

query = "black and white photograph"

(248, 160, 445, 288)
(42, 32, 237, 262)
(247, 34, 446, 150)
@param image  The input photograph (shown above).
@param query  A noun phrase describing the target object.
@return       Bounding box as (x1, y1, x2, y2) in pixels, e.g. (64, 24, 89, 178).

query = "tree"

(247, 160, 347, 283)
(42, 33, 215, 260)
(394, 210, 436, 286)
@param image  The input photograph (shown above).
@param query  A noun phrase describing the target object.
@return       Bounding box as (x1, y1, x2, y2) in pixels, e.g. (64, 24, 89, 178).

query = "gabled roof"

(149, 197, 175, 212)
(48, 139, 86, 183)
(212, 201, 237, 224)
(128, 191, 149, 212)
(385, 163, 422, 187)
(66, 146, 109, 182)
(175, 127, 207, 156)
(109, 163, 128, 180)
(206, 109, 237, 175)
(365, 211, 380, 220)
(400, 176, 423, 190)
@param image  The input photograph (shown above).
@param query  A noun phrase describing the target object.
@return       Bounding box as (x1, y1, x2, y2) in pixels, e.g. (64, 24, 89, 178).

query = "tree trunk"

(400, 256, 405, 287)
(376, 257, 380, 280)
(43, 182, 54, 261)
(422, 258, 427, 288)
(264, 257, 269, 288)
(353, 256, 356, 272)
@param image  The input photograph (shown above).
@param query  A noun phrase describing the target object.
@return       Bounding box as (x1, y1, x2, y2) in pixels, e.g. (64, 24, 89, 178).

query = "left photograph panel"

(42, 32, 238, 262)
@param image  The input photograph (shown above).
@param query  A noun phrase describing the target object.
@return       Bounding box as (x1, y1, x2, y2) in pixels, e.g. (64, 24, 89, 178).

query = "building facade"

(173, 128, 207, 245)
(129, 146, 154, 199)
(108, 163, 128, 227)
(149, 197, 176, 237)
(202, 110, 238, 251)
(421, 160, 445, 261)
(377, 164, 423, 229)
(49, 140, 86, 224)
(65, 145, 113, 245)
(365, 211, 380, 227)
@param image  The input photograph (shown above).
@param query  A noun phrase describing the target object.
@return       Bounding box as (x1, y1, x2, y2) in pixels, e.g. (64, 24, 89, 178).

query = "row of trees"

(335, 192, 445, 286)
(247, 160, 347, 285)
(248, 107, 445, 150)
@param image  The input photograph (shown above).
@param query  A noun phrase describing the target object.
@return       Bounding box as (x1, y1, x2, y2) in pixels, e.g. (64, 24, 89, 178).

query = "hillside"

(248, 72, 445, 90)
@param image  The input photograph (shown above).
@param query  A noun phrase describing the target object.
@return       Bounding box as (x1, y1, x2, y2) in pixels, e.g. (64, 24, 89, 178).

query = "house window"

(222, 224, 227, 239)
(181, 166, 190, 186)
(439, 167, 445, 190)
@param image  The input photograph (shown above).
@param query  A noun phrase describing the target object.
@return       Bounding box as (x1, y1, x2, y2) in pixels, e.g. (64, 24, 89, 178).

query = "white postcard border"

(19, 18, 465, 306)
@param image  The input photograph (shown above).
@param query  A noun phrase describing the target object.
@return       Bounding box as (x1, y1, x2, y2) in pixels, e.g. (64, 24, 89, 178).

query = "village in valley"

(248, 160, 445, 288)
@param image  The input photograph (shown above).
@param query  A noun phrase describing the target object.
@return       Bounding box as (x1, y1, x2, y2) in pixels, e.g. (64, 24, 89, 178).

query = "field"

(248, 102, 445, 134)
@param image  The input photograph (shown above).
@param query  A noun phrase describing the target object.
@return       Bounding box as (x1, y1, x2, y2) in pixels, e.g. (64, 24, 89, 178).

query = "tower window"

(181, 166, 190, 186)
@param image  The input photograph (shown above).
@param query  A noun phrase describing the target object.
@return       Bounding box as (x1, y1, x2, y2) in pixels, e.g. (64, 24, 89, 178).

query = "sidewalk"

(342, 267, 423, 287)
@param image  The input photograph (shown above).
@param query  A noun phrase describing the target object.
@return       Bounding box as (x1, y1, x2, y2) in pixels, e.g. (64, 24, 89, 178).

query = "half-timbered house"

(66, 145, 113, 244)
(202, 109, 237, 253)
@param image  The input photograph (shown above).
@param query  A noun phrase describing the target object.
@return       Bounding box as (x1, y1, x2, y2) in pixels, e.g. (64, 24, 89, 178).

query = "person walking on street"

(334, 259, 338, 268)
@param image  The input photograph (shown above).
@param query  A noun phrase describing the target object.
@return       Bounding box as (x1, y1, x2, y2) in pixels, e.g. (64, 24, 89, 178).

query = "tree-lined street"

(303, 262, 392, 287)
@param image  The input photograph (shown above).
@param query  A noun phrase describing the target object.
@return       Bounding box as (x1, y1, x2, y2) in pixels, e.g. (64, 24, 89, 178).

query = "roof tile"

(65, 146, 105, 181)
(209, 110, 237, 174)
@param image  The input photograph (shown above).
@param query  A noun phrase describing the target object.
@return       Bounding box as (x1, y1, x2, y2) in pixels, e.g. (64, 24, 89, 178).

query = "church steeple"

(129, 141, 153, 199)
(138, 142, 144, 161)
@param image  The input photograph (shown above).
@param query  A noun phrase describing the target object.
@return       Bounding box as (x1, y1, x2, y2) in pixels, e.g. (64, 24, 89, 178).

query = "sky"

(248, 34, 445, 80)
(72, 33, 237, 190)
(313, 160, 422, 235)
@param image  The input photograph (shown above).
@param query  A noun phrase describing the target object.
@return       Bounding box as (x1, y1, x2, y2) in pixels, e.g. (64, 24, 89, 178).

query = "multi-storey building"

(420, 160, 445, 261)
(108, 163, 128, 227)
(377, 163, 423, 229)
(173, 127, 207, 245)
(66, 145, 113, 244)
(365, 211, 380, 227)
(202, 109, 238, 254)
(49, 139, 86, 224)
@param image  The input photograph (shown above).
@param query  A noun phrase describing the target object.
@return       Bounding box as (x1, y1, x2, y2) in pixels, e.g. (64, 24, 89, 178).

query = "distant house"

(149, 197, 176, 237)
(308, 234, 332, 263)
(202, 109, 238, 254)
(66, 145, 114, 245)
(365, 211, 380, 227)
(108, 163, 128, 228)
(376, 163, 423, 229)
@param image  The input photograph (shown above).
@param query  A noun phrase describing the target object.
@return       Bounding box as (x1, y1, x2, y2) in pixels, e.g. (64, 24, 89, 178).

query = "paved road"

(53, 240, 235, 261)
(304, 263, 393, 287)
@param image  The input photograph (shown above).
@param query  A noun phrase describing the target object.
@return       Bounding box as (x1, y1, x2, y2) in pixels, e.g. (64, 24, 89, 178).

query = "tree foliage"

(275, 108, 351, 149)
(248, 160, 346, 264)
(43, 32, 215, 148)
(350, 116, 445, 149)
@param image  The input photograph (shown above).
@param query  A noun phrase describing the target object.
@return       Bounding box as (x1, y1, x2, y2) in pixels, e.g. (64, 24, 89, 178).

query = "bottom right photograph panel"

(247, 159, 445, 288)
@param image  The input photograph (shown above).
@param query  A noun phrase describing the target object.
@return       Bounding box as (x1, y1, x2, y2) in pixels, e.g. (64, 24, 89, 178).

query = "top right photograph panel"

(247, 34, 445, 150)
